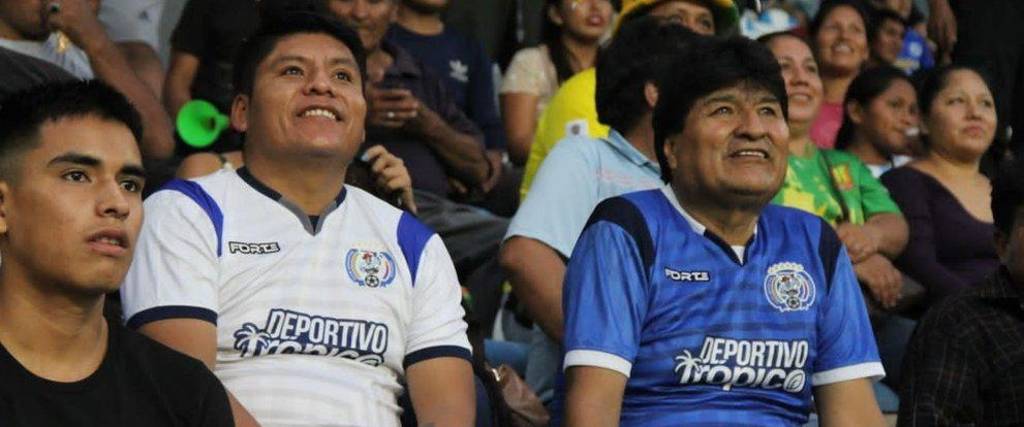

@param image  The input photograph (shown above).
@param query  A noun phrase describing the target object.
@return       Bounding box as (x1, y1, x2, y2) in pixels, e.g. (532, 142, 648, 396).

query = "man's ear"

(547, 4, 564, 27)
(231, 94, 250, 132)
(644, 82, 660, 110)
(846, 101, 865, 125)
(0, 182, 10, 236)
(995, 230, 1009, 263)
(663, 135, 678, 171)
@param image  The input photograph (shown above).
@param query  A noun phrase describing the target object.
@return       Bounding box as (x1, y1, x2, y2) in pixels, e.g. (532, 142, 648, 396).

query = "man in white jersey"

(120, 11, 474, 427)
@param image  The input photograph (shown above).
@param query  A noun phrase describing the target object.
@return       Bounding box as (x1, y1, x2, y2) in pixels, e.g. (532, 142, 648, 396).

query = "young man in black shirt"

(0, 80, 233, 427)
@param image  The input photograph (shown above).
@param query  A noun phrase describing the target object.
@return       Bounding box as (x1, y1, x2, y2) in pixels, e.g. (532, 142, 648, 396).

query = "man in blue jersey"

(561, 35, 886, 426)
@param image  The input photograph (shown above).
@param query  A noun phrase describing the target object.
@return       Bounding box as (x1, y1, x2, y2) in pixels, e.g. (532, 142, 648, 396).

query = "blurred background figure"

(500, 0, 613, 166)
(881, 65, 1001, 305)
(836, 66, 920, 177)
(809, 0, 871, 149)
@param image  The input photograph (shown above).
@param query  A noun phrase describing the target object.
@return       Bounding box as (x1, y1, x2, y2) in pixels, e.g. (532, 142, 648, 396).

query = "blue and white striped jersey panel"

(121, 169, 470, 426)
(561, 187, 883, 426)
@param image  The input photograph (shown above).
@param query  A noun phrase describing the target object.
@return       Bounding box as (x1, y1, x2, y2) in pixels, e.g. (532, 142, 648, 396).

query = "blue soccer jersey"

(561, 186, 883, 426)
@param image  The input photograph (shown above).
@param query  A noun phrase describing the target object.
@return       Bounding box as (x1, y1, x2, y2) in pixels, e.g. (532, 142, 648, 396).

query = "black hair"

(868, 6, 906, 45)
(543, 0, 583, 84)
(916, 64, 994, 120)
(0, 80, 143, 180)
(596, 16, 698, 135)
(992, 159, 1024, 235)
(835, 65, 912, 149)
(619, 0, 733, 36)
(652, 35, 788, 182)
(810, 0, 872, 43)
(232, 9, 367, 97)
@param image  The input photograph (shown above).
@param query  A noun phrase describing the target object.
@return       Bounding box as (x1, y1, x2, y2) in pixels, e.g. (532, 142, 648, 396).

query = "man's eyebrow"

(268, 55, 311, 66)
(48, 152, 101, 167)
(48, 152, 146, 178)
(702, 94, 739, 105)
(120, 164, 147, 179)
(328, 57, 359, 67)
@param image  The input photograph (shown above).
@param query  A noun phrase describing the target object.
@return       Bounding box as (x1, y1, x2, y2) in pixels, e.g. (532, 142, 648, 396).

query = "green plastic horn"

(176, 99, 229, 148)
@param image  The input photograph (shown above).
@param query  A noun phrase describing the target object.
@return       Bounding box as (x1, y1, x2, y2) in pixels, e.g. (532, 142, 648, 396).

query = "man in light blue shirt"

(498, 18, 698, 403)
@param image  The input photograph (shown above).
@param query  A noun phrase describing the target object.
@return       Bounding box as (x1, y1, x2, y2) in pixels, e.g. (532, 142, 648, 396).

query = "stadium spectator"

(928, 0, 1024, 158)
(898, 159, 1024, 426)
(836, 66, 919, 177)
(390, 0, 506, 155)
(763, 32, 908, 313)
(881, 65, 1000, 303)
(561, 35, 885, 426)
(500, 0, 613, 165)
(0, 45, 74, 100)
(163, 0, 260, 155)
(500, 18, 697, 404)
(519, 0, 740, 198)
(98, 0, 165, 97)
(866, 7, 906, 68)
(808, 0, 871, 149)
(329, 0, 510, 335)
(0, 80, 232, 426)
(120, 13, 474, 426)
(0, 0, 174, 160)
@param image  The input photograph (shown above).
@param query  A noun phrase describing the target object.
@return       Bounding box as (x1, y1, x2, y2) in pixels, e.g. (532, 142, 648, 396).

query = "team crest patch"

(345, 249, 397, 288)
(763, 262, 815, 312)
(830, 164, 854, 191)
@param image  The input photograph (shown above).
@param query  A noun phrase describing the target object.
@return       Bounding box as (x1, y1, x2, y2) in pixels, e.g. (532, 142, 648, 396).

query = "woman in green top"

(761, 32, 909, 310)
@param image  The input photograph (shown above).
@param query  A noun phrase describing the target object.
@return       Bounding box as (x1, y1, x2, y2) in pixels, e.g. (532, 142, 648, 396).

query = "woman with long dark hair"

(499, 0, 613, 165)
(836, 66, 920, 177)
(881, 65, 1002, 302)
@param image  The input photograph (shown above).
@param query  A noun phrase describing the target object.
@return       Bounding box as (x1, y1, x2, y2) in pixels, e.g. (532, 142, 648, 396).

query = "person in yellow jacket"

(520, 0, 741, 198)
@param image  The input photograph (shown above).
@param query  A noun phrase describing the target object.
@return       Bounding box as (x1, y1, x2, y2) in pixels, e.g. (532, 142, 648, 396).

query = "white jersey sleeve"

(122, 180, 222, 329)
(397, 214, 472, 367)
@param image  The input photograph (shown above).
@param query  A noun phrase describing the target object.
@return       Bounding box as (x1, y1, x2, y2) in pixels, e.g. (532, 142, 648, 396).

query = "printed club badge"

(763, 262, 815, 312)
(345, 249, 397, 288)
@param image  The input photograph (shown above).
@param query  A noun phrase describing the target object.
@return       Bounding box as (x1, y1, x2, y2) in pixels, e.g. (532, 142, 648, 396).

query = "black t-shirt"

(0, 46, 74, 102)
(170, 0, 258, 155)
(0, 321, 233, 427)
(171, 0, 259, 114)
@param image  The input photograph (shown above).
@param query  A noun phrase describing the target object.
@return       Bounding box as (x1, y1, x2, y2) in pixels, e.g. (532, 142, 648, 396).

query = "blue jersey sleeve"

(562, 200, 653, 377)
(812, 225, 885, 385)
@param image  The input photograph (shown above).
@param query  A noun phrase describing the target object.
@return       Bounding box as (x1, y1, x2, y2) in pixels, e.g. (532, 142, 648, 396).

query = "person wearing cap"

(561, 34, 886, 427)
(519, 0, 739, 199)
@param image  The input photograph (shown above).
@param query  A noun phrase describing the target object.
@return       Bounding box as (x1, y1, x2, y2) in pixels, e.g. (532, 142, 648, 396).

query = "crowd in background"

(1, 0, 1023, 425)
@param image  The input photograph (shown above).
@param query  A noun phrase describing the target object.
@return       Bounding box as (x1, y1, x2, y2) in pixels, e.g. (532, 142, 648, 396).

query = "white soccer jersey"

(122, 168, 471, 427)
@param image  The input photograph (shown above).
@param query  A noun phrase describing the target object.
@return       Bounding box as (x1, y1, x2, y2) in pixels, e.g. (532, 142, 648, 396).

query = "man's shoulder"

(144, 170, 238, 219)
(922, 274, 1020, 332)
(113, 322, 219, 387)
(587, 189, 665, 229)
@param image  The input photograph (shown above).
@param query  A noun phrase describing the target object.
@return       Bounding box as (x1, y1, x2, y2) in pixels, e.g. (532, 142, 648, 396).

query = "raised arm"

(164, 51, 201, 119)
(47, 0, 174, 160)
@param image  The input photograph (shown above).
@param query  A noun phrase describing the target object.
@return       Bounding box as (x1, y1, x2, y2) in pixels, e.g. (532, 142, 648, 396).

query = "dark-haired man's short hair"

(0, 80, 143, 181)
(232, 11, 367, 97)
(652, 35, 788, 182)
(992, 160, 1024, 235)
(596, 16, 698, 134)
